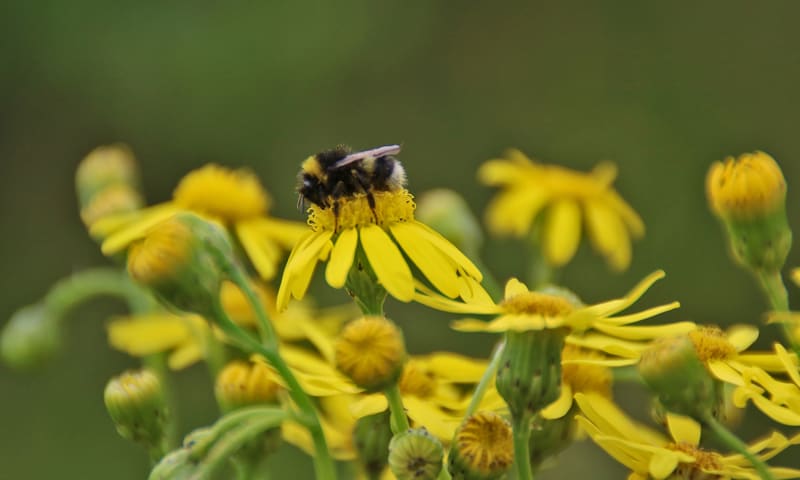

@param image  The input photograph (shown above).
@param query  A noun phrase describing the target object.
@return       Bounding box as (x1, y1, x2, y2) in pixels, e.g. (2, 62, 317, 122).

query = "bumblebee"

(297, 144, 407, 221)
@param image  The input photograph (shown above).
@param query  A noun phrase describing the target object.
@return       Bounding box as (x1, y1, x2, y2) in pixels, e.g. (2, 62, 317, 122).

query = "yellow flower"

(108, 313, 209, 370)
(728, 342, 800, 426)
(448, 411, 514, 479)
(575, 392, 800, 480)
(479, 149, 644, 270)
(215, 359, 282, 409)
(418, 270, 681, 338)
(277, 189, 490, 310)
(334, 316, 406, 391)
(349, 352, 504, 442)
(91, 164, 308, 280)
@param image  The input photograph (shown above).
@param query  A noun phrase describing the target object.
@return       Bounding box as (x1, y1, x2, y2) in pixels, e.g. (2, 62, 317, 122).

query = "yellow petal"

(591, 322, 696, 341)
(504, 278, 530, 298)
(359, 225, 414, 302)
(350, 394, 388, 418)
(100, 204, 182, 254)
(582, 270, 666, 318)
(600, 302, 682, 326)
(584, 200, 631, 270)
(424, 352, 489, 383)
(409, 221, 482, 280)
(542, 199, 582, 266)
(541, 384, 574, 419)
(391, 222, 460, 298)
(726, 324, 759, 352)
(665, 413, 701, 446)
(325, 228, 358, 288)
(484, 188, 550, 237)
(404, 396, 460, 440)
(168, 342, 204, 370)
(774, 343, 800, 386)
(107, 314, 193, 356)
(750, 395, 800, 426)
(236, 221, 281, 279)
(707, 360, 745, 385)
(648, 451, 680, 479)
(412, 286, 499, 315)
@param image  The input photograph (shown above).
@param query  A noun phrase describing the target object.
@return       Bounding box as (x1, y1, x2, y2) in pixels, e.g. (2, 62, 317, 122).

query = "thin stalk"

(44, 267, 154, 317)
(755, 270, 797, 354)
(194, 415, 285, 479)
(226, 266, 278, 349)
(211, 300, 337, 480)
(465, 340, 505, 417)
(384, 383, 410, 434)
(143, 354, 179, 452)
(704, 414, 775, 480)
(512, 413, 534, 480)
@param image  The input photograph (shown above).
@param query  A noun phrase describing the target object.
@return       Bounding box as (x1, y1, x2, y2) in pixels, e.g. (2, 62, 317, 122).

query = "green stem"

(512, 414, 535, 480)
(704, 414, 775, 480)
(200, 324, 227, 386)
(44, 267, 154, 317)
(194, 415, 285, 479)
(465, 340, 505, 417)
(143, 354, 179, 451)
(211, 300, 337, 480)
(226, 266, 278, 350)
(384, 383, 410, 434)
(527, 233, 556, 289)
(755, 270, 797, 353)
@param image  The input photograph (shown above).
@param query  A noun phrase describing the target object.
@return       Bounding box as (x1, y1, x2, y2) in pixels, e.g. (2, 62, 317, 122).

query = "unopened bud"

(215, 360, 281, 410)
(80, 184, 143, 229)
(127, 213, 232, 317)
(496, 328, 566, 418)
(335, 316, 406, 391)
(639, 335, 720, 419)
(388, 428, 444, 480)
(0, 304, 61, 369)
(104, 369, 168, 449)
(76, 144, 141, 207)
(353, 411, 393, 478)
(706, 151, 791, 272)
(448, 412, 513, 480)
(416, 189, 483, 257)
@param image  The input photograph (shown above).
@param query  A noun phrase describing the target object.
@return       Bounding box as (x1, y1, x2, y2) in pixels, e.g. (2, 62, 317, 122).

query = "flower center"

(454, 412, 514, 475)
(689, 326, 737, 362)
(501, 291, 574, 317)
(172, 164, 271, 222)
(398, 360, 437, 398)
(667, 443, 723, 475)
(308, 190, 415, 232)
(561, 346, 612, 397)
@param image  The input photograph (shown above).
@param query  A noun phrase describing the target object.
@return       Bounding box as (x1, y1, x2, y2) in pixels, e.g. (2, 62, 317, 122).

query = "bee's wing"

(333, 144, 402, 168)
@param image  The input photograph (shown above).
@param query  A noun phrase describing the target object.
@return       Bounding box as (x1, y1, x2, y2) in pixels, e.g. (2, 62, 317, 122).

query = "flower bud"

(353, 411, 393, 478)
(80, 184, 143, 229)
(415, 189, 484, 257)
(104, 369, 168, 449)
(496, 328, 566, 418)
(639, 335, 720, 419)
(335, 316, 406, 391)
(448, 412, 513, 480)
(215, 360, 281, 411)
(127, 213, 233, 317)
(388, 428, 444, 480)
(706, 151, 791, 272)
(76, 143, 140, 207)
(528, 415, 578, 469)
(0, 304, 61, 369)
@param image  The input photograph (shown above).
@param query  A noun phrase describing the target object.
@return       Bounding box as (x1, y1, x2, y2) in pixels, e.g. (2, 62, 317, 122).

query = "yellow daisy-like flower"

(91, 164, 308, 280)
(349, 352, 505, 442)
(277, 189, 490, 310)
(728, 342, 800, 426)
(418, 270, 681, 339)
(479, 149, 644, 270)
(108, 313, 209, 370)
(575, 392, 800, 480)
(706, 151, 786, 221)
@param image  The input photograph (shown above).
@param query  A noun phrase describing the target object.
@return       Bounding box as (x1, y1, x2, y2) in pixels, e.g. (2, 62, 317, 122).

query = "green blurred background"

(3, 1, 800, 478)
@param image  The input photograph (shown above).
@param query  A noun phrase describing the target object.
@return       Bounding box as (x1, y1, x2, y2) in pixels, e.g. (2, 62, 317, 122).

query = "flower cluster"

(3, 144, 800, 480)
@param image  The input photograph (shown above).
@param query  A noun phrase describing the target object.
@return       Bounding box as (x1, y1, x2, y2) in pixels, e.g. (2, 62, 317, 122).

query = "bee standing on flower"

(297, 144, 406, 228)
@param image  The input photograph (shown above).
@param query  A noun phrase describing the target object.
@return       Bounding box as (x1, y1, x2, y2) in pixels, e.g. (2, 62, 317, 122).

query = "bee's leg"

(365, 191, 378, 223)
(332, 199, 340, 232)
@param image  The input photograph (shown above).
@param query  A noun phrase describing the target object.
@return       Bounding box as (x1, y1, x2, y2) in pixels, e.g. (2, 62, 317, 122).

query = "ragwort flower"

(479, 149, 644, 270)
(575, 392, 800, 480)
(277, 187, 490, 311)
(91, 164, 308, 280)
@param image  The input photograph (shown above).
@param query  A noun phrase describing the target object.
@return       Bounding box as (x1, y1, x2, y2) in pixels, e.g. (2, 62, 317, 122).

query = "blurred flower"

(215, 359, 282, 410)
(76, 144, 144, 230)
(479, 149, 644, 270)
(349, 352, 503, 442)
(575, 392, 800, 480)
(334, 315, 406, 391)
(277, 188, 490, 311)
(91, 164, 308, 280)
(448, 411, 514, 480)
(540, 345, 613, 419)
